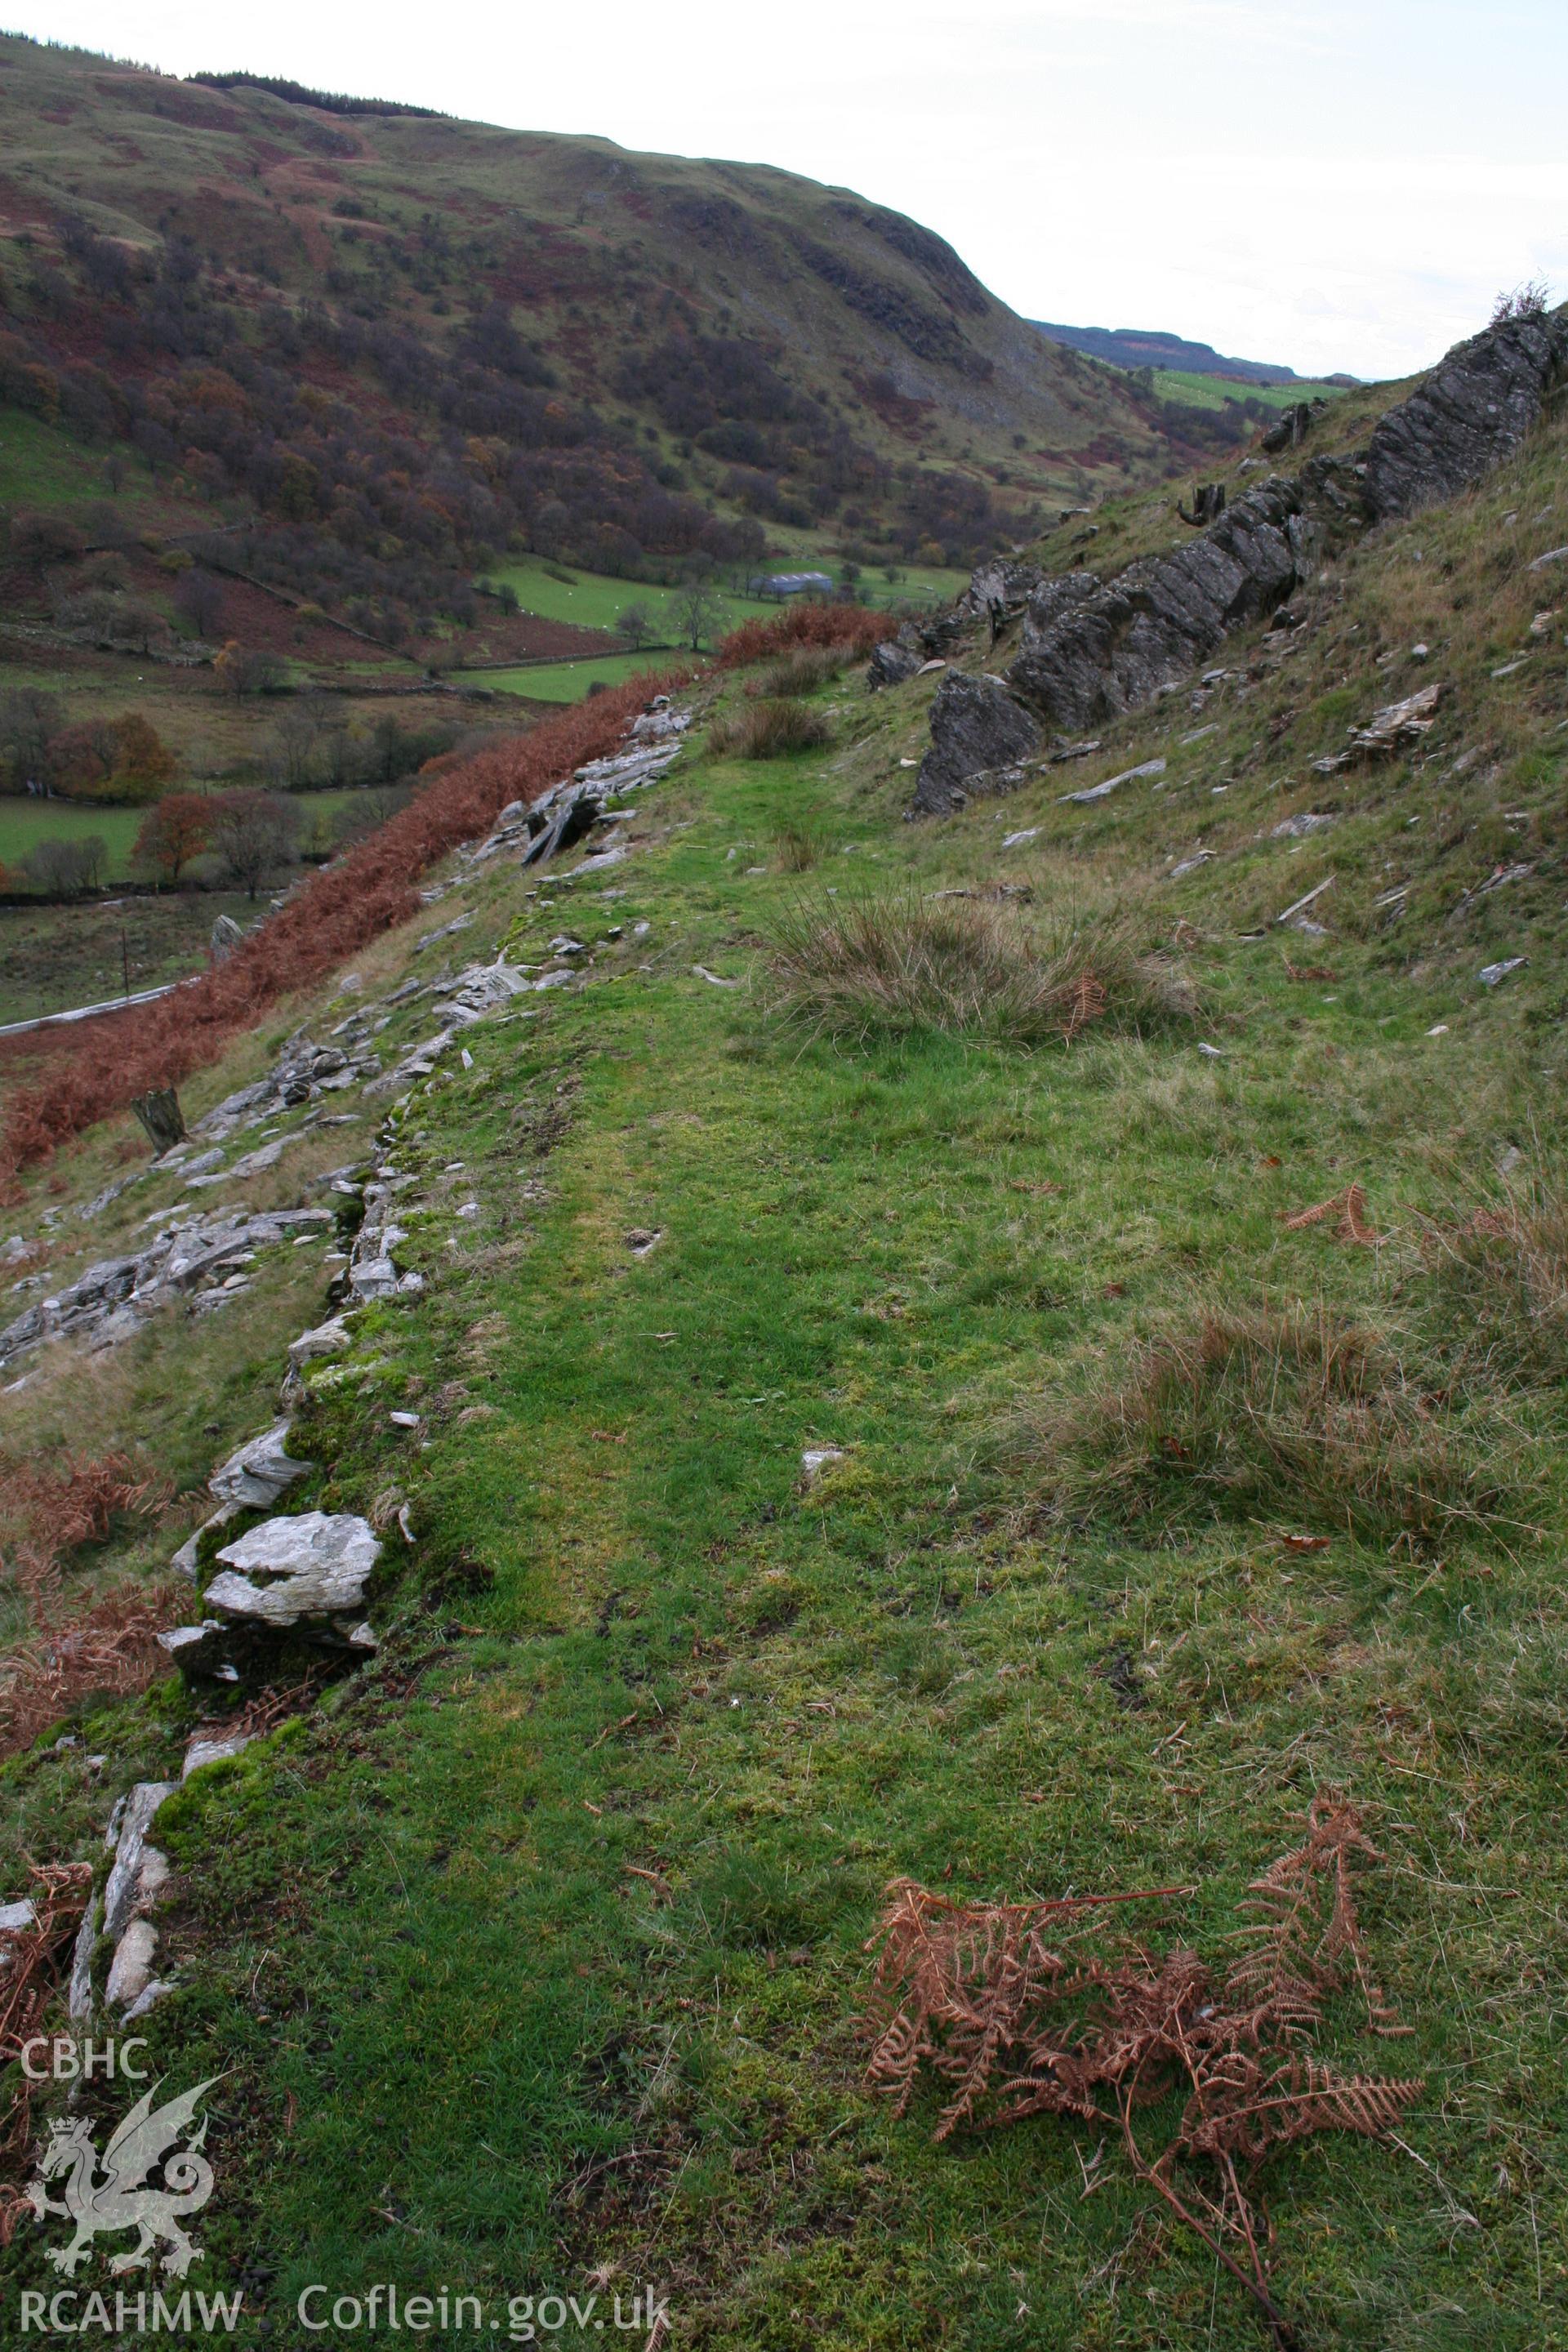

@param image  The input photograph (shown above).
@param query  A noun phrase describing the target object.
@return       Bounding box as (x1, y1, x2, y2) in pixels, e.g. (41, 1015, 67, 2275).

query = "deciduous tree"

(133, 793, 212, 888)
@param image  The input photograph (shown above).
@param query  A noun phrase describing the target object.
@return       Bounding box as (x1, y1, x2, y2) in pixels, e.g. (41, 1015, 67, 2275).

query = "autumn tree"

(109, 714, 177, 798)
(133, 793, 212, 887)
(213, 640, 287, 697)
(208, 789, 298, 898)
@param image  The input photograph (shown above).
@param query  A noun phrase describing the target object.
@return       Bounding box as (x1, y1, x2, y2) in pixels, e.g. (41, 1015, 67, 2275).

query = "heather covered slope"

(0, 327, 1566, 2347)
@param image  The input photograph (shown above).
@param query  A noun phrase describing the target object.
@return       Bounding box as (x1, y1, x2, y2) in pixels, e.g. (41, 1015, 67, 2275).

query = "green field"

(1151, 368, 1352, 412)
(484, 649, 687, 702)
(481, 556, 969, 646)
(0, 787, 369, 883)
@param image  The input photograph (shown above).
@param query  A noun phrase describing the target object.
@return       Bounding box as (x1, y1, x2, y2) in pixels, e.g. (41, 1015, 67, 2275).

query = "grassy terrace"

(0, 391, 1566, 2346)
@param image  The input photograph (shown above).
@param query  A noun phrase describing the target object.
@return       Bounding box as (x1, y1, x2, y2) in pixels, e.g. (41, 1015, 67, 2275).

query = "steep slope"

(2, 310, 1566, 2345)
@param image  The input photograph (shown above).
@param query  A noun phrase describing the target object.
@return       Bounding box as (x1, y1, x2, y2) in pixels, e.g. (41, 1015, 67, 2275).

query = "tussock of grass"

(745, 644, 845, 698)
(708, 698, 832, 759)
(772, 821, 822, 872)
(768, 893, 1195, 1045)
(1419, 1166, 1568, 1388)
(1008, 1299, 1515, 1542)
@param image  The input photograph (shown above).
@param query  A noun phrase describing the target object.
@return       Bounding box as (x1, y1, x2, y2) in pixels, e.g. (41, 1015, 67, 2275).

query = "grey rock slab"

(1061, 757, 1167, 805)
(1364, 312, 1568, 521)
(121, 1977, 176, 2020)
(288, 1316, 354, 1368)
(157, 1621, 234, 1678)
(67, 1892, 99, 2019)
(105, 1919, 158, 2010)
(0, 1898, 37, 1934)
(866, 640, 923, 691)
(209, 1422, 315, 1512)
(183, 1732, 253, 1780)
(207, 1511, 381, 1626)
(103, 1782, 175, 1940)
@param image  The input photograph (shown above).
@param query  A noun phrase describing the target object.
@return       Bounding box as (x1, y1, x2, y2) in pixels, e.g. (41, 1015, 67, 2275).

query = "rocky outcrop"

(1005, 475, 1308, 734)
(0, 1206, 333, 1370)
(1363, 310, 1568, 521)
(909, 310, 1565, 795)
(208, 1421, 315, 1512)
(908, 674, 1042, 815)
(197, 1031, 381, 1141)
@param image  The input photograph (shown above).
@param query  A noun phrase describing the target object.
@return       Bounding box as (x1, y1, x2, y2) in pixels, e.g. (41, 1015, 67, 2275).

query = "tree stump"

(130, 1089, 186, 1154)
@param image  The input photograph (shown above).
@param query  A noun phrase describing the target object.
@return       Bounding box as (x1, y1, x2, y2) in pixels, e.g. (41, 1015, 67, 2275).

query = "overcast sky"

(8, 0, 1566, 380)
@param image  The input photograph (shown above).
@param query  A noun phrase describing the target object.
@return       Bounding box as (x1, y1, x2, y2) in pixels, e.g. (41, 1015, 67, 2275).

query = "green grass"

(3, 393, 1568, 2345)
(0, 786, 370, 882)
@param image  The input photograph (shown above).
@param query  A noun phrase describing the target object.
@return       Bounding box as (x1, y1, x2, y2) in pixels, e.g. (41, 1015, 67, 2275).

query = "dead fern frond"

(864, 1800, 1422, 2346)
(0, 1860, 92, 2241)
(1282, 1184, 1385, 1245)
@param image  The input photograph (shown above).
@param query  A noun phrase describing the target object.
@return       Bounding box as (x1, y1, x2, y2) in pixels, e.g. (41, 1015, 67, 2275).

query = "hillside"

(0, 296, 1564, 2344)
(0, 29, 1199, 648)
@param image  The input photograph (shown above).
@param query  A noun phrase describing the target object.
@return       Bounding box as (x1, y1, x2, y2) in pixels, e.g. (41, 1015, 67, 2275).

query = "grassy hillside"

(0, 332, 1564, 2349)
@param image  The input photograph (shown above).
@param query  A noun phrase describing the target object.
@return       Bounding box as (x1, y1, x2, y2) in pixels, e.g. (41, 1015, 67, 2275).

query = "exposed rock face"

(866, 640, 923, 691)
(102, 1781, 174, 1940)
(206, 1511, 381, 1627)
(1363, 311, 1568, 521)
(899, 312, 1566, 784)
(197, 1031, 381, 1140)
(0, 1207, 333, 1369)
(1006, 476, 1307, 733)
(908, 674, 1043, 815)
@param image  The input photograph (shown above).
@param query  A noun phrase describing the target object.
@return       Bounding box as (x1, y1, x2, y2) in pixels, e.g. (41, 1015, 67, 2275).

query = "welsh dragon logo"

(26, 2077, 220, 2278)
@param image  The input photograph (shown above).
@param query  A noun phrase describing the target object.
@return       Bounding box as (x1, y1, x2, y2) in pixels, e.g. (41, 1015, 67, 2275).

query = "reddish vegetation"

(1, 670, 681, 1172)
(1, 604, 890, 1173)
(0, 1861, 94, 2228)
(715, 600, 889, 668)
(0, 1450, 180, 1763)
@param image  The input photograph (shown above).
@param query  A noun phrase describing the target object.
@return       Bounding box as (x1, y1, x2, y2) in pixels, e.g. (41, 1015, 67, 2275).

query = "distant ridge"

(1031, 320, 1357, 388)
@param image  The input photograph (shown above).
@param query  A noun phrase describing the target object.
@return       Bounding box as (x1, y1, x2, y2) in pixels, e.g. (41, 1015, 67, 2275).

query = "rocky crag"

(895, 310, 1567, 814)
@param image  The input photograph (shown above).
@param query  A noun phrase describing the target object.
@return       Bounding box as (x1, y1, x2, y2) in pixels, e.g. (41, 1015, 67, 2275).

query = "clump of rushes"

(768, 893, 1195, 1046)
(772, 822, 822, 872)
(708, 698, 832, 759)
(1005, 1298, 1522, 1544)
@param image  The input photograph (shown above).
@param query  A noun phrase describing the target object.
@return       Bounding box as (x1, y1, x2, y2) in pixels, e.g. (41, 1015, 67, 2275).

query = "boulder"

(866, 640, 922, 691)
(206, 1511, 381, 1627)
(208, 1422, 314, 1512)
(908, 675, 1043, 817)
(288, 1315, 353, 1370)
